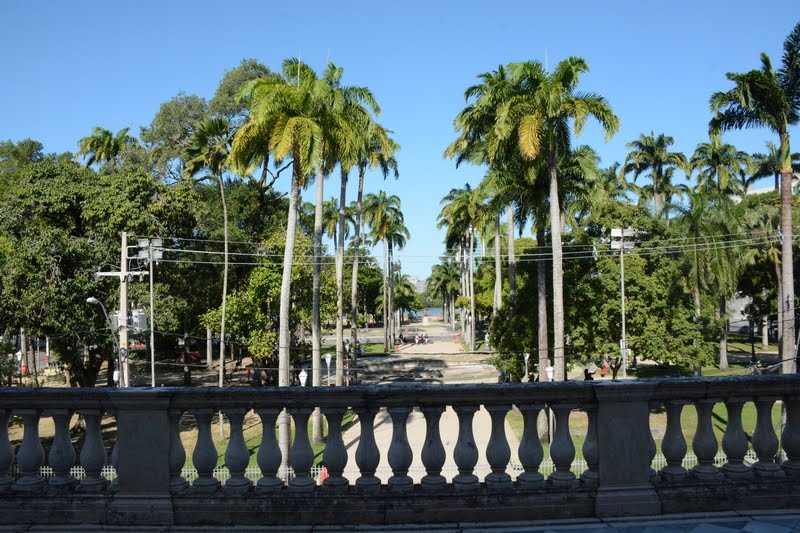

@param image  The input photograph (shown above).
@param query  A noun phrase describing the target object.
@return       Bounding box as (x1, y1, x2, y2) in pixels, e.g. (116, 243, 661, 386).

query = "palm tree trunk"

(536, 225, 549, 382)
(762, 288, 769, 350)
(388, 241, 396, 347)
(278, 160, 302, 470)
(779, 157, 795, 374)
(469, 229, 476, 351)
(350, 168, 366, 373)
(218, 174, 229, 390)
(507, 204, 516, 314)
(549, 151, 565, 381)
(493, 214, 502, 316)
(311, 167, 324, 442)
(336, 167, 348, 386)
(776, 253, 784, 363)
(719, 294, 729, 370)
(382, 242, 389, 353)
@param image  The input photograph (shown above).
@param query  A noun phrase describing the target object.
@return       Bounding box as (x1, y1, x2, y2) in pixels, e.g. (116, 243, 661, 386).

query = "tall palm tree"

(363, 191, 403, 350)
(428, 261, 460, 328)
(690, 135, 750, 195)
(350, 125, 399, 363)
(710, 21, 800, 373)
(385, 219, 411, 342)
(231, 65, 327, 466)
(749, 141, 800, 192)
(75, 126, 138, 168)
(620, 132, 688, 218)
(498, 58, 620, 380)
(184, 117, 233, 385)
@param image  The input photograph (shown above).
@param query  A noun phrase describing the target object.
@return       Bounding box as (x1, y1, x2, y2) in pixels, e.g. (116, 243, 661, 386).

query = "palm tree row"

(438, 21, 798, 378)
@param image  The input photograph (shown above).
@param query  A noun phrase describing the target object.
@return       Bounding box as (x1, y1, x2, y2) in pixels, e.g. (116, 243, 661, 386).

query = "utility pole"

(611, 228, 635, 378)
(120, 232, 129, 387)
(137, 238, 162, 388)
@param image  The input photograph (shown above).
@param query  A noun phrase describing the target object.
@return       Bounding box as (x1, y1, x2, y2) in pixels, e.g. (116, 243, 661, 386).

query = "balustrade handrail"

(1, 374, 797, 411)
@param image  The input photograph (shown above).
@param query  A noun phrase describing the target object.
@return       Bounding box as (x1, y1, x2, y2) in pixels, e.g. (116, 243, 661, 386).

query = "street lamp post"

(545, 364, 554, 442)
(138, 238, 162, 387)
(611, 228, 635, 379)
(325, 353, 332, 386)
(523, 352, 530, 381)
(87, 297, 123, 387)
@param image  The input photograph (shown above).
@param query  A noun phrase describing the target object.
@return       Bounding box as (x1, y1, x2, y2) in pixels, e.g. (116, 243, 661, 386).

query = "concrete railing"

(1, 375, 799, 527)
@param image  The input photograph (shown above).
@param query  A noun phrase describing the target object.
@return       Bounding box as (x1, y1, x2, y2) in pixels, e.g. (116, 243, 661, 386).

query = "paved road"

(338, 336, 520, 483)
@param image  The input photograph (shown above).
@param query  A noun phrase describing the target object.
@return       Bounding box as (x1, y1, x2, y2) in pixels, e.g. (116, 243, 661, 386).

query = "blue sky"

(1, 1, 798, 279)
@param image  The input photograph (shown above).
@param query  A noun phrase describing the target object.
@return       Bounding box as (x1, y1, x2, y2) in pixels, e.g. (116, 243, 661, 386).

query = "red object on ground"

(21, 365, 27, 376)
(600, 365, 608, 376)
(320, 467, 329, 482)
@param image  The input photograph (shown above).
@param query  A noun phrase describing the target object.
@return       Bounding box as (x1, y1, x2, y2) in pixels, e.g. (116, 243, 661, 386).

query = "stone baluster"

(690, 399, 723, 481)
(168, 409, 188, 493)
(782, 399, 800, 477)
(647, 402, 659, 482)
(77, 409, 107, 492)
(108, 410, 119, 490)
(452, 405, 479, 492)
(47, 409, 76, 489)
(0, 409, 13, 492)
(549, 404, 576, 488)
(14, 409, 45, 492)
(288, 408, 314, 490)
(191, 409, 220, 493)
(354, 407, 380, 491)
(255, 408, 283, 491)
(484, 404, 512, 489)
(420, 406, 446, 491)
(752, 397, 785, 479)
(581, 405, 599, 486)
(224, 408, 252, 493)
(660, 400, 688, 481)
(321, 407, 349, 489)
(387, 407, 413, 491)
(516, 404, 544, 489)
(721, 399, 752, 481)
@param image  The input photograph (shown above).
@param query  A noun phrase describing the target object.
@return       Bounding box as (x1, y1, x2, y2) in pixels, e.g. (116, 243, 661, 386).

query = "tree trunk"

(336, 167, 348, 386)
(468, 230, 476, 351)
(350, 168, 366, 375)
(507, 204, 516, 314)
(548, 151, 565, 381)
(762, 288, 770, 350)
(311, 166, 324, 442)
(493, 214, 502, 317)
(388, 241, 396, 348)
(382, 242, 389, 353)
(278, 160, 302, 469)
(779, 155, 795, 374)
(719, 294, 729, 370)
(776, 244, 785, 363)
(218, 173, 229, 389)
(536, 225, 549, 385)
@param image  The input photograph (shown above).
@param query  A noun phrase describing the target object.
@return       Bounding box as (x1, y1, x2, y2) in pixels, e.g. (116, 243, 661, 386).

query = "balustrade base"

(753, 463, 787, 480)
(48, 476, 79, 491)
(189, 478, 220, 495)
(223, 479, 254, 496)
(109, 494, 174, 526)
(255, 477, 283, 492)
(721, 463, 755, 482)
(169, 477, 189, 494)
(690, 466, 724, 483)
(13, 477, 45, 493)
(596, 485, 661, 517)
(580, 470, 599, 487)
(355, 476, 381, 493)
(452, 474, 479, 492)
(485, 473, 512, 491)
(517, 472, 545, 489)
(782, 463, 800, 477)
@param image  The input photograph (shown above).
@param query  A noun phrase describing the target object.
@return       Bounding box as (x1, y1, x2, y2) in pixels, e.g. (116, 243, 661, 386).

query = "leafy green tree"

(748, 141, 800, 192)
(141, 92, 208, 181)
(709, 21, 800, 372)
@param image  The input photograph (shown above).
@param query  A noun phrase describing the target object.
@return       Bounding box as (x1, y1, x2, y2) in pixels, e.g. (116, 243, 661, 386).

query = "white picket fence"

(11, 450, 759, 483)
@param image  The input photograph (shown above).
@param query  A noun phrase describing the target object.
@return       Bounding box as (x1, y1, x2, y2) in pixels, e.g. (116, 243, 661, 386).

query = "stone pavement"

(340, 336, 521, 482)
(4, 510, 798, 531)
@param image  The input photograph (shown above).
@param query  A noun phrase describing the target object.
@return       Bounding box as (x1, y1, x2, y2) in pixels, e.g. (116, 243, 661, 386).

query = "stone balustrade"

(1, 375, 800, 527)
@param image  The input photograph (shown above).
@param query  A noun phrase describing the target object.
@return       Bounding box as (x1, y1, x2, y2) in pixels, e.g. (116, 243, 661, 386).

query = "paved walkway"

(340, 336, 520, 482)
